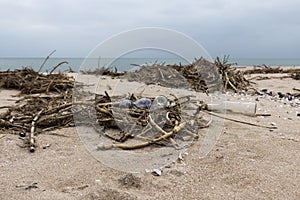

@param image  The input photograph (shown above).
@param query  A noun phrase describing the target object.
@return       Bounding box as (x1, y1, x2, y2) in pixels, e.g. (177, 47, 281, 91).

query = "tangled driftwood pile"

(244, 64, 283, 74)
(80, 66, 125, 77)
(0, 68, 74, 151)
(0, 67, 207, 152)
(86, 93, 205, 150)
(125, 57, 247, 93)
(0, 68, 74, 94)
(244, 64, 300, 80)
(171, 58, 223, 92)
(0, 57, 256, 152)
(214, 56, 250, 92)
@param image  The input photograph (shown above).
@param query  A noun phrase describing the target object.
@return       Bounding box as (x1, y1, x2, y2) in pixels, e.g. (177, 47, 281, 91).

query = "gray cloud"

(0, 0, 299, 58)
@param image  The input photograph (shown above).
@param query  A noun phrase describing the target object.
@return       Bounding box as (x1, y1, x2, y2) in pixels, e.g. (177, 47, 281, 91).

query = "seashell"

(134, 98, 151, 109)
(151, 169, 162, 176)
(119, 99, 133, 108)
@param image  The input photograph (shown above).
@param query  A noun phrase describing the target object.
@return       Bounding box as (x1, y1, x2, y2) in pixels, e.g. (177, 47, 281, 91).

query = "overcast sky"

(0, 0, 299, 58)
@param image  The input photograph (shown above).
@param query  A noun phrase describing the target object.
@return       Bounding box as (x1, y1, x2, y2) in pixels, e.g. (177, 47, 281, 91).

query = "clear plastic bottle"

(207, 101, 257, 116)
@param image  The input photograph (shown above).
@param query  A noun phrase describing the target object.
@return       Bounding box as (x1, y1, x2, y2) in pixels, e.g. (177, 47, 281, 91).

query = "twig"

(293, 88, 300, 92)
(148, 115, 168, 135)
(49, 61, 69, 74)
(38, 50, 56, 72)
(158, 67, 165, 80)
(29, 109, 44, 152)
(0, 119, 26, 129)
(203, 110, 277, 129)
(256, 113, 271, 117)
(97, 121, 186, 150)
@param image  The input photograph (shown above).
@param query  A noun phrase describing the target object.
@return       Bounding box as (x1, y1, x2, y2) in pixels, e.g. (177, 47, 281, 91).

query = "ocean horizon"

(1, 57, 300, 72)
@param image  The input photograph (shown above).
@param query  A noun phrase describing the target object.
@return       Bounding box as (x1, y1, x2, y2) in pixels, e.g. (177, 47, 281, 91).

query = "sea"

(1, 57, 300, 73)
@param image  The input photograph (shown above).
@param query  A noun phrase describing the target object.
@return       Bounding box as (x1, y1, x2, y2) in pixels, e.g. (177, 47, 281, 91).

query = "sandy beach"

(0, 66, 299, 199)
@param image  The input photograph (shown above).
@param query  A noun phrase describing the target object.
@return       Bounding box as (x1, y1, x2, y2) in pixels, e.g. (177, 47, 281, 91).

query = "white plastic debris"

(151, 169, 162, 176)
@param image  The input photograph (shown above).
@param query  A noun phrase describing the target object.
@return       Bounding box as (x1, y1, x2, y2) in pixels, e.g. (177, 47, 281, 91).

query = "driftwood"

(29, 109, 44, 152)
(214, 56, 250, 92)
(0, 67, 74, 94)
(0, 68, 75, 151)
(0, 67, 205, 151)
(80, 66, 125, 77)
(126, 57, 249, 93)
(244, 64, 300, 80)
(203, 110, 277, 129)
(291, 72, 300, 80)
(38, 50, 56, 72)
(244, 64, 283, 74)
(2, 56, 287, 152)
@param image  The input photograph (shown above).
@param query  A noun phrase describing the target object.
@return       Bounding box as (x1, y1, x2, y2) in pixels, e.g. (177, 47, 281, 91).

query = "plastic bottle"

(207, 101, 257, 116)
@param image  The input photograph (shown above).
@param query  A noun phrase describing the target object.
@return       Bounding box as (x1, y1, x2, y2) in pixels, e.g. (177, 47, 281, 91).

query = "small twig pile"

(127, 57, 249, 93)
(80, 66, 125, 77)
(243, 64, 300, 80)
(171, 59, 213, 92)
(0, 68, 75, 151)
(214, 55, 250, 92)
(123, 64, 190, 89)
(0, 67, 74, 94)
(291, 72, 300, 80)
(79, 92, 203, 150)
(244, 64, 283, 74)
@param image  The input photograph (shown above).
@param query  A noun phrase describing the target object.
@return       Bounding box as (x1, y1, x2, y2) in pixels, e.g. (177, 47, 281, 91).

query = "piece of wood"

(29, 109, 44, 152)
(38, 50, 56, 72)
(49, 61, 69, 74)
(97, 120, 186, 150)
(203, 110, 277, 129)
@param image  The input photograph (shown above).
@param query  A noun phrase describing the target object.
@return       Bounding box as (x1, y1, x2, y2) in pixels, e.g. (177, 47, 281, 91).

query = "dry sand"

(0, 70, 299, 200)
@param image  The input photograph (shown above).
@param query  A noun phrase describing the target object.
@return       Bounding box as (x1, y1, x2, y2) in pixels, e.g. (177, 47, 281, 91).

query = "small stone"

(278, 132, 283, 136)
(270, 122, 277, 126)
(297, 113, 300, 117)
(42, 144, 51, 149)
(278, 92, 284, 98)
(290, 103, 297, 107)
(19, 132, 26, 139)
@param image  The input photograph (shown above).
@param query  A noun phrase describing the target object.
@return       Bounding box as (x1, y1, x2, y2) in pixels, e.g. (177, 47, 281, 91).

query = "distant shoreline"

(1, 57, 300, 72)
